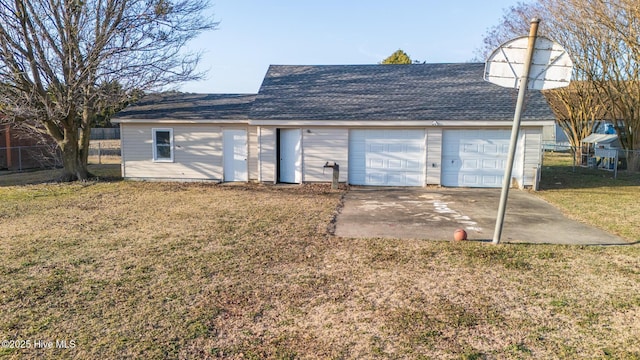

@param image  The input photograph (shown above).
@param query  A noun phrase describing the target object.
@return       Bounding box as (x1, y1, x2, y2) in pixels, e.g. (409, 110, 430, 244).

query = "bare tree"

(545, 0, 640, 169)
(479, 0, 640, 166)
(475, 2, 547, 61)
(543, 81, 607, 161)
(475, 1, 596, 157)
(577, 0, 640, 150)
(0, 0, 216, 181)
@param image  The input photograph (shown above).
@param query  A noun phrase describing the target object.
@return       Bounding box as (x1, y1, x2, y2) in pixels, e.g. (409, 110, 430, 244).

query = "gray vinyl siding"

(302, 128, 348, 182)
(120, 122, 545, 188)
(521, 128, 542, 187)
(248, 126, 259, 181)
(425, 128, 442, 185)
(121, 123, 223, 180)
(258, 127, 276, 183)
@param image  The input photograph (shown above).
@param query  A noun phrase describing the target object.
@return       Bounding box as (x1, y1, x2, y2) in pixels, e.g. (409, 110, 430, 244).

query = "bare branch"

(480, 0, 640, 159)
(0, 0, 216, 180)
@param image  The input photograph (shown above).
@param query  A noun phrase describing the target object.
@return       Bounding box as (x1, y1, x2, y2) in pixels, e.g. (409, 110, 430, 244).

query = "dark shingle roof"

(113, 93, 256, 121)
(249, 63, 555, 121)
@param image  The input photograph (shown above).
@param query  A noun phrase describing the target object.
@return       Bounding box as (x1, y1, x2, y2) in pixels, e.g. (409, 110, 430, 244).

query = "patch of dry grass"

(1, 179, 639, 359)
(0, 164, 121, 186)
(0, 168, 66, 186)
(538, 152, 640, 241)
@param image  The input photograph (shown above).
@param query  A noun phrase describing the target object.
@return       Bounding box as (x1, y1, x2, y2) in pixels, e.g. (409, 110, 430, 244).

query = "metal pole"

(492, 18, 540, 245)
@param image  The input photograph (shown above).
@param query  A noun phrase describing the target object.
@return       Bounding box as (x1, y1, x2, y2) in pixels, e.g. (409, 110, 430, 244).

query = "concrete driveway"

(334, 187, 628, 245)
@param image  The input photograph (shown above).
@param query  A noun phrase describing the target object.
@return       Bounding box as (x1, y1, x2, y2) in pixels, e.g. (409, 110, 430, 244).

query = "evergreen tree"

(381, 50, 413, 64)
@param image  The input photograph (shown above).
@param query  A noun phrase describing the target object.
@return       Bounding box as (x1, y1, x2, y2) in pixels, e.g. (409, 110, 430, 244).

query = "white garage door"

(349, 129, 425, 186)
(442, 130, 510, 187)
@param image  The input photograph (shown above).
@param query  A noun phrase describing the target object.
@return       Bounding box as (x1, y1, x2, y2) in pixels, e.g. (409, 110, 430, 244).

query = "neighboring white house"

(112, 63, 556, 188)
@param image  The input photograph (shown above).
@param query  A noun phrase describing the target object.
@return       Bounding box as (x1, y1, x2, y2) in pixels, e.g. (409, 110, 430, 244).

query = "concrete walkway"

(335, 187, 628, 245)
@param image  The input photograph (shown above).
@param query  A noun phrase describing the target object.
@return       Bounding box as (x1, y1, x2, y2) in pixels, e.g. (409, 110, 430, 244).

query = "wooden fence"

(90, 128, 120, 140)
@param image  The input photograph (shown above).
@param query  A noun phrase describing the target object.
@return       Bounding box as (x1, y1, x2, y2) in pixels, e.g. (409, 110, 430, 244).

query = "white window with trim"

(152, 128, 174, 162)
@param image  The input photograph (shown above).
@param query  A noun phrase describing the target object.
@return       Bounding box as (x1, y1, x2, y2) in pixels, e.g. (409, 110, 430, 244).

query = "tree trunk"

(58, 126, 90, 182)
(629, 131, 640, 171)
(573, 146, 583, 166)
(80, 103, 93, 170)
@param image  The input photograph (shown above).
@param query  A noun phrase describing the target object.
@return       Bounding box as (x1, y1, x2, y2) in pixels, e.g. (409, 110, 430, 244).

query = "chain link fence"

(87, 140, 121, 164)
(1, 141, 121, 171)
(0, 145, 62, 171)
(543, 143, 640, 174)
(617, 149, 640, 172)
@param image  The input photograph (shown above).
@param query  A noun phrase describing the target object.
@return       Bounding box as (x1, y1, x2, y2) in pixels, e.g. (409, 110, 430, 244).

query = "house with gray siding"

(112, 63, 556, 188)
(113, 93, 256, 181)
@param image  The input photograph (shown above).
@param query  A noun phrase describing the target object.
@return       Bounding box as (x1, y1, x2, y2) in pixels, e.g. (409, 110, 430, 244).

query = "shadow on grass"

(0, 164, 122, 186)
(540, 165, 640, 190)
(540, 152, 640, 190)
(465, 237, 640, 246)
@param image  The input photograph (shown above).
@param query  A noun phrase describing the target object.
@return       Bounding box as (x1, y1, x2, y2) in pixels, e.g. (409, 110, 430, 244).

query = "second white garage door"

(441, 129, 510, 187)
(349, 129, 425, 186)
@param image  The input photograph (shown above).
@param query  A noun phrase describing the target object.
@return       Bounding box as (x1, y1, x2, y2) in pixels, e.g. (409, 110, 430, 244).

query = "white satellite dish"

(484, 35, 573, 90)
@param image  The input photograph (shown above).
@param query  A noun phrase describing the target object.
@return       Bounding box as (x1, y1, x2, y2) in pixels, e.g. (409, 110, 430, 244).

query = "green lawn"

(0, 159, 639, 359)
(538, 152, 640, 241)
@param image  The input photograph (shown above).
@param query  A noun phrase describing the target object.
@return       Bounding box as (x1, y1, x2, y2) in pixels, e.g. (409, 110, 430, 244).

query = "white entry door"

(279, 128, 302, 183)
(223, 129, 248, 181)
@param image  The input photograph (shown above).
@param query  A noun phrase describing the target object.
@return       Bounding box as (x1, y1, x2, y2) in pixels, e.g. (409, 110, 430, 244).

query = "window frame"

(152, 128, 174, 162)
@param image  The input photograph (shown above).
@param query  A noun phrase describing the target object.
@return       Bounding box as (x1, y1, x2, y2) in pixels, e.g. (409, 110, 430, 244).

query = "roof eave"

(247, 119, 555, 127)
(112, 118, 250, 124)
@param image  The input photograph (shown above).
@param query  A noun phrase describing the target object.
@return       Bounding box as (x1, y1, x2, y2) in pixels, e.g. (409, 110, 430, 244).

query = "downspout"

(257, 126, 262, 183)
(119, 123, 126, 178)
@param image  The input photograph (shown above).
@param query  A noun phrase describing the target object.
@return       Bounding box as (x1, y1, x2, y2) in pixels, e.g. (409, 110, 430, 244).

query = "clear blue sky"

(179, 1, 522, 94)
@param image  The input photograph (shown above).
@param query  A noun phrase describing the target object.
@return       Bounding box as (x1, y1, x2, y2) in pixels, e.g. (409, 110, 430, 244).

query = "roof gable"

(250, 63, 555, 121)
